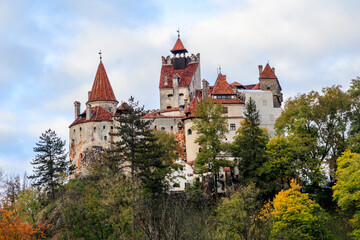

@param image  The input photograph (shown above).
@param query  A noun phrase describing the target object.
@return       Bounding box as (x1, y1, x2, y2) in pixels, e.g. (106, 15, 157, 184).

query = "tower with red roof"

(159, 33, 201, 111)
(258, 63, 283, 107)
(69, 57, 121, 173)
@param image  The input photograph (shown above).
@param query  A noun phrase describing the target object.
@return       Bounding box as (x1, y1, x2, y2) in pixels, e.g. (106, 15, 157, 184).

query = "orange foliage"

(0, 204, 48, 240)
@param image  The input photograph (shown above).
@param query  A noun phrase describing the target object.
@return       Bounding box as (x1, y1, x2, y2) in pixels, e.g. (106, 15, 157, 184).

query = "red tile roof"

(69, 106, 113, 127)
(171, 38, 187, 53)
(231, 81, 243, 87)
(184, 97, 199, 118)
(212, 74, 236, 95)
(88, 61, 118, 103)
(259, 63, 277, 79)
(162, 107, 180, 113)
(243, 84, 256, 89)
(159, 62, 199, 88)
(212, 98, 244, 104)
(252, 82, 261, 89)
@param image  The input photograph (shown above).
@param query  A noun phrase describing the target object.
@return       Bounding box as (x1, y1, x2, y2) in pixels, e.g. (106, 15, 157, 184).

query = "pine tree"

(107, 97, 178, 195)
(29, 129, 73, 200)
(231, 97, 269, 185)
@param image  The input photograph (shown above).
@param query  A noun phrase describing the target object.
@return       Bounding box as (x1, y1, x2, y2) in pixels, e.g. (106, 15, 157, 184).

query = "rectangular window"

(230, 123, 236, 131)
(223, 107, 228, 114)
(104, 136, 107, 141)
(269, 114, 274, 122)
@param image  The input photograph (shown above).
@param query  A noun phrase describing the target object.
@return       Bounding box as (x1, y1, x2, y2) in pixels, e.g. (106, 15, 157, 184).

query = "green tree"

(348, 77, 360, 137)
(107, 97, 179, 195)
(333, 151, 360, 238)
(265, 179, 330, 240)
(29, 129, 74, 200)
(211, 183, 262, 239)
(15, 188, 40, 224)
(193, 98, 231, 199)
(260, 135, 325, 196)
(275, 86, 351, 179)
(231, 97, 269, 185)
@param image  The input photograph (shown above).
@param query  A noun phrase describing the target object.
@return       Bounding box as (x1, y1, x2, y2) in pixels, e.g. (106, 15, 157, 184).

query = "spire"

(87, 60, 118, 103)
(171, 29, 188, 54)
(98, 49, 102, 61)
(259, 63, 277, 79)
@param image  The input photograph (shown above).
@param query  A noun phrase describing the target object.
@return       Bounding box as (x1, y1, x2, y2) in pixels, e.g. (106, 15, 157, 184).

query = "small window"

(168, 94, 173, 97)
(173, 183, 180, 188)
(111, 126, 114, 130)
(154, 126, 157, 129)
(72, 139, 74, 142)
(104, 136, 107, 140)
(178, 77, 181, 83)
(108, 108, 111, 112)
(199, 148, 202, 152)
(167, 106, 172, 109)
(73, 129, 75, 132)
(179, 93, 184, 97)
(188, 129, 192, 135)
(223, 107, 228, 114)
(171, 126, 173, 130)
(80, 127, 82, 131)
(164, 74, 168, 85)
(263, 99, 267, 106)
(94, 127, 96, 131)
(267, 87, 271, 90)
(269, 114, 274, 122)
(230, 124, 236, 131)
(103, 126, 105, 129)
(161, 127, 165, 131)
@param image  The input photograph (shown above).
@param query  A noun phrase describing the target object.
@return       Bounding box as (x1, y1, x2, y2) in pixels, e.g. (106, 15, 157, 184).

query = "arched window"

(164, 74, 168, 85)
(188, 129, 192, 135)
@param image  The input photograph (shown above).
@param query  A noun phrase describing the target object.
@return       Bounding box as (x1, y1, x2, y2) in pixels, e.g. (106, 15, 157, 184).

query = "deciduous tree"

(193, 98, 231, 199)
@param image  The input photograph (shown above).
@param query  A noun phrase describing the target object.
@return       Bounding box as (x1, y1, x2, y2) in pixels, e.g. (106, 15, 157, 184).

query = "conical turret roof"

(259, 63, 277, 79)
(87, 61, 118, 103)
(171, 37, 188, 54)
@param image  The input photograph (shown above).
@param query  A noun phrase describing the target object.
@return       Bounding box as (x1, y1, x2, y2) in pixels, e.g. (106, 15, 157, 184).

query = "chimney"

(88, 91, 92, 100)
(202, 79, 209, 99)
(272, 67, 275, 74)
(258, 65, 263, 76)
(86, 104, 91, 120)
(74, 101, 81, 120)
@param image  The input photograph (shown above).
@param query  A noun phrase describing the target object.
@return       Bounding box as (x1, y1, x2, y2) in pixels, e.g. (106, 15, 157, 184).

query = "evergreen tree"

(29, 129, 73, 200)
(193, 98, 231, 200)
(107, 96, 151, 179)
(231, 97, 269, 185)
(107, 97, 178, 195)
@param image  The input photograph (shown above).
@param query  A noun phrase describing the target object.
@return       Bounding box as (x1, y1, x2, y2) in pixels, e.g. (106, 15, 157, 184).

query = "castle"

(69, 34, 283, 188)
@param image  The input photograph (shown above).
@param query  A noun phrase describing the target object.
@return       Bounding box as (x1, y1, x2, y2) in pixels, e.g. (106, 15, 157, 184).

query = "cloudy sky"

(1, 0, 360, 175)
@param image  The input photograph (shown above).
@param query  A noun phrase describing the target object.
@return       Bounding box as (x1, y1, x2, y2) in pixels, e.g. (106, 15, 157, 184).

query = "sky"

(1, 0, 360, 175)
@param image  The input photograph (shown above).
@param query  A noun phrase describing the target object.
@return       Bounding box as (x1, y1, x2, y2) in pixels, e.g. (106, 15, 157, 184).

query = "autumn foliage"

(0, 203, 47, 240)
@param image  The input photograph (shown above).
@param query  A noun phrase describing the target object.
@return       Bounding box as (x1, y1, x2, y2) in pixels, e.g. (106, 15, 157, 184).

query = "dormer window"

(164, 74, 168, 85)
(178, 77, 181, 83)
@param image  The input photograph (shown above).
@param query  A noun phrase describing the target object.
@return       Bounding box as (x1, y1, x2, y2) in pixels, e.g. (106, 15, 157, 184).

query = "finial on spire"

(218, 65, 222, 74)
(99, 50, 102, 61)
(177, 28, 180, 38)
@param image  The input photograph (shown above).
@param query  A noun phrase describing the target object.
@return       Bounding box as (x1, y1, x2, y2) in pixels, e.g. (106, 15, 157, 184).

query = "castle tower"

(159, 32, 201, 111)
(258, 63, 283, 108)
(69, 56, 118, 172)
